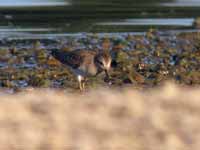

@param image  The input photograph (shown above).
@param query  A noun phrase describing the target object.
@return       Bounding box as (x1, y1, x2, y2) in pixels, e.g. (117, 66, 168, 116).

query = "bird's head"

(95, 51, 112, 77)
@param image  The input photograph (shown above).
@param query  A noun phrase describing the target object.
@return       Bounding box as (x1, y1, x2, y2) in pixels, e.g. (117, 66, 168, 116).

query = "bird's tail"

(51, 49, 68, 64)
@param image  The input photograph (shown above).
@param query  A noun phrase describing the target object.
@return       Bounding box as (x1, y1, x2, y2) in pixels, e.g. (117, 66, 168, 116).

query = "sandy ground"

(0, 82, 200, 150)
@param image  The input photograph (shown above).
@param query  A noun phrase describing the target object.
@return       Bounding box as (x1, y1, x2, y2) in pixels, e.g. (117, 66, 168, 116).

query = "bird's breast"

(86, 64, 98, 76)
(78, 62, 97, 77)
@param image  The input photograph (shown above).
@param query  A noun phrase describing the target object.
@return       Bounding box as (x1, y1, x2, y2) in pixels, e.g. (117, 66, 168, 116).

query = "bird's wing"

(51, 50, 84, 69)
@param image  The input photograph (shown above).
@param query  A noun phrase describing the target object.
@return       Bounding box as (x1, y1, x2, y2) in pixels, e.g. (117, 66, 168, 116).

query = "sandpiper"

(51, 49, 112, 91)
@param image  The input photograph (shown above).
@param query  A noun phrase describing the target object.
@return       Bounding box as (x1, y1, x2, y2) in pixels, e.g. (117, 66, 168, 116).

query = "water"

(0, 0, 200, 35)
(162, 0, 200, 6)
(0, 0, 69, 7)
(96, 18, 194, 26)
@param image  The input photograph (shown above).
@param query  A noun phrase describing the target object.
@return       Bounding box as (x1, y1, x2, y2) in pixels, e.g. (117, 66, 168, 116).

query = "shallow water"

(0, 0, 200, 34)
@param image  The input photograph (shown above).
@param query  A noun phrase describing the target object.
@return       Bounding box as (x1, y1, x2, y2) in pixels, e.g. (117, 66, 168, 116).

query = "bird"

(51, 49, 112, 91)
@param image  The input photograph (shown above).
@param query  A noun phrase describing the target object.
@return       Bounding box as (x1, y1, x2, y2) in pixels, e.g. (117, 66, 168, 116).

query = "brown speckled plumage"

(52, 49, 112, 91)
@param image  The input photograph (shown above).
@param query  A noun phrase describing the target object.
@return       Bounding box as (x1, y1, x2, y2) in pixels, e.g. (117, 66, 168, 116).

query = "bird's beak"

(105, 69, 110, 78)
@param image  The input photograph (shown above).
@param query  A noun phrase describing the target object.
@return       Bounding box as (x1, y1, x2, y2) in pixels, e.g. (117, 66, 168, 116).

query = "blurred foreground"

(0, 82, 200, 149)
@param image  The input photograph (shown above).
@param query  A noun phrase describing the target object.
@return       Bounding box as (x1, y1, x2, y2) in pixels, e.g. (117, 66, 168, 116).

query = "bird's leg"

(77, 75, 84, 91)
(79, 80, 83, 91)
(82, 79, 86, 90)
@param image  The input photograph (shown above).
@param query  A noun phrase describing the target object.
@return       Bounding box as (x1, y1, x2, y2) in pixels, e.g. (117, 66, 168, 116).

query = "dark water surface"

(0, 0, 200, 35)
